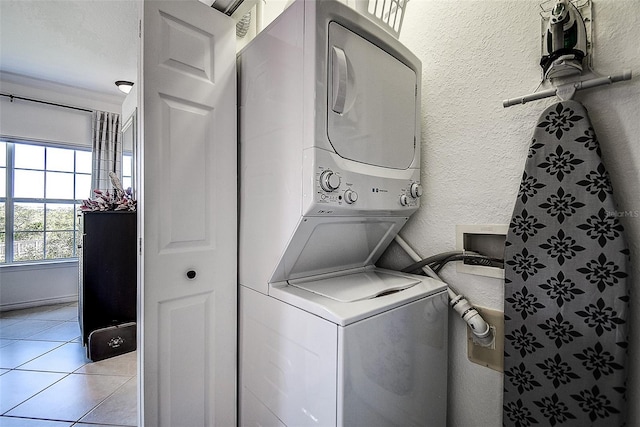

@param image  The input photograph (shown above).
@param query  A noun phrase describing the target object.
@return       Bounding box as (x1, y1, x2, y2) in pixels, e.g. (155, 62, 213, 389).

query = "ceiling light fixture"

(115, 80, 134, 94)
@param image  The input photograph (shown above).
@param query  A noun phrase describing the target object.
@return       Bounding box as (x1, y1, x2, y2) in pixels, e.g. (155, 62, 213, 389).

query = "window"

(0, 140, 92, 264)
(122, 153, 133, 192)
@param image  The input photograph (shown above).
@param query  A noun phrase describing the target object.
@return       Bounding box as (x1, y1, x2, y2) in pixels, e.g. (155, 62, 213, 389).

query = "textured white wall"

(0, 262, 78, 310)
(377, 1, 640, 426)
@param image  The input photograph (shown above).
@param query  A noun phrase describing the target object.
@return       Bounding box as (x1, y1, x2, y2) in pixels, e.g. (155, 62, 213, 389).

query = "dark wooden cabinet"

(78, 211, 137, 346)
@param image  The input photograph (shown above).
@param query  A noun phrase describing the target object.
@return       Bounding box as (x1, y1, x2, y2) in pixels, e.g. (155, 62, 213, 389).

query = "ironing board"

(503, 100, 629, 426)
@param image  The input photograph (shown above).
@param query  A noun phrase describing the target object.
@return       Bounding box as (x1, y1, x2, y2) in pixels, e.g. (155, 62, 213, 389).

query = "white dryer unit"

(238, 0, 447, 425)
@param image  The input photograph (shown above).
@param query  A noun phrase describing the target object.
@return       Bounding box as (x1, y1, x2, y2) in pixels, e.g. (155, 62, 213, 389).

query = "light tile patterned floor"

(0, 303, 137, 426)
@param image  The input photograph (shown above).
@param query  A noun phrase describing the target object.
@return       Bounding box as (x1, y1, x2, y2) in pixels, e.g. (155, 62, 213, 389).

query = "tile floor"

(0, 303, 137, 427)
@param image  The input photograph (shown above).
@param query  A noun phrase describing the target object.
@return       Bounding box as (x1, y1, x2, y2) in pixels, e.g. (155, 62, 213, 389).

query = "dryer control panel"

(303, 148, 421, 216)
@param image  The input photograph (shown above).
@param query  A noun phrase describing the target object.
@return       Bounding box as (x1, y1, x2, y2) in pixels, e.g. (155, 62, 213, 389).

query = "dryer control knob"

(344, 189, 358, 204)
(410, 183, 423, 198)
(320, 170, 341, 192)
(399, 194, 409, 206)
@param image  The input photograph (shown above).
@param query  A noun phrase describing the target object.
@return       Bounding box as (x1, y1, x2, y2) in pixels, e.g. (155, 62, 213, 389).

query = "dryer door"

(327, 22, 417, 170)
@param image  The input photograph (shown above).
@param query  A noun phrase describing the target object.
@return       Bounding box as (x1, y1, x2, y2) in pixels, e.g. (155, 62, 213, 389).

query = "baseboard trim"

(0, 295, 78, 312)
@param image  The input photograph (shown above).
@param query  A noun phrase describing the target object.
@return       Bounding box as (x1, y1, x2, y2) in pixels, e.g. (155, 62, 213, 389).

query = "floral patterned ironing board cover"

(503, 100, 629, 426)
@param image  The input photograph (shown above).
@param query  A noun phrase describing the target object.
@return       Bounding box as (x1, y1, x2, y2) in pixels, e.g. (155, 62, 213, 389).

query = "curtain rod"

(0, 92, 93, 113)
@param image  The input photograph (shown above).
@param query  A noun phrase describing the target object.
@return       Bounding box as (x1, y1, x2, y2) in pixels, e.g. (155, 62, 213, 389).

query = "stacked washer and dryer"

(238, 1, 448, 425)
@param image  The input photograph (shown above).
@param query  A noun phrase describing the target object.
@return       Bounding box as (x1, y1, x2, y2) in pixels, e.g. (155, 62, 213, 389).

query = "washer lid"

(289, 270, 420, 303)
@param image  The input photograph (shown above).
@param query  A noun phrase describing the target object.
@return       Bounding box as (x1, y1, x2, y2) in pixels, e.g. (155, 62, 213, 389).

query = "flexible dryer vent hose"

(393, 235, 495, 347)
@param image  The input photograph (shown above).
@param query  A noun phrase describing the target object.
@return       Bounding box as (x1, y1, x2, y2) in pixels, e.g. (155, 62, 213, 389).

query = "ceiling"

(0, 0, 139, 98)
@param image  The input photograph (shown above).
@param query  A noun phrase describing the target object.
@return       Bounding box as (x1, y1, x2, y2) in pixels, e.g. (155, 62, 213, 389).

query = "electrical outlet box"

(467, 306, 504, 372)
(456, 224, 507, 279)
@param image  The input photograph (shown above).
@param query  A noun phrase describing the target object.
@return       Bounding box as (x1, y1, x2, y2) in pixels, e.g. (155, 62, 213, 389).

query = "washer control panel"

(313, 166, 422, 213)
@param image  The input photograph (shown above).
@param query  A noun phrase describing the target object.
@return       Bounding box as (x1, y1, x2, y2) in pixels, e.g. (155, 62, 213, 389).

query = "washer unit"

(241, 268, 448, 427)
(238, 1, 448, 425)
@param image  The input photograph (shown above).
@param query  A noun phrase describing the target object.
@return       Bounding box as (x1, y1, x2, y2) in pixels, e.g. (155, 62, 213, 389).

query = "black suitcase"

(87, 322, 137, 362)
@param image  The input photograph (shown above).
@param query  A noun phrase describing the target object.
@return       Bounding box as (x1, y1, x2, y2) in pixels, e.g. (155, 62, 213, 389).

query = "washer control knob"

(410, 183, 423, 198)
(344, 189, 358, 204)
(399, 194, 409, 206)
(320, 170, 341, 192)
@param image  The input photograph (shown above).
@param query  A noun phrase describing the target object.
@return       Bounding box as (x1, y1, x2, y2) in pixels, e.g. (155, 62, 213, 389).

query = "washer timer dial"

(320, 170, 341, 192)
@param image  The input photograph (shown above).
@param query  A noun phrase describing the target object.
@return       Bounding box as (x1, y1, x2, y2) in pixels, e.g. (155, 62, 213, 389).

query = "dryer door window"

(327, 22, 417, 170)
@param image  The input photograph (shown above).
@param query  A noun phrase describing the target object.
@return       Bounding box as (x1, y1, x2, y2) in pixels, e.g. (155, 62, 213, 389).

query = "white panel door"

(139, 1, 236, 426)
